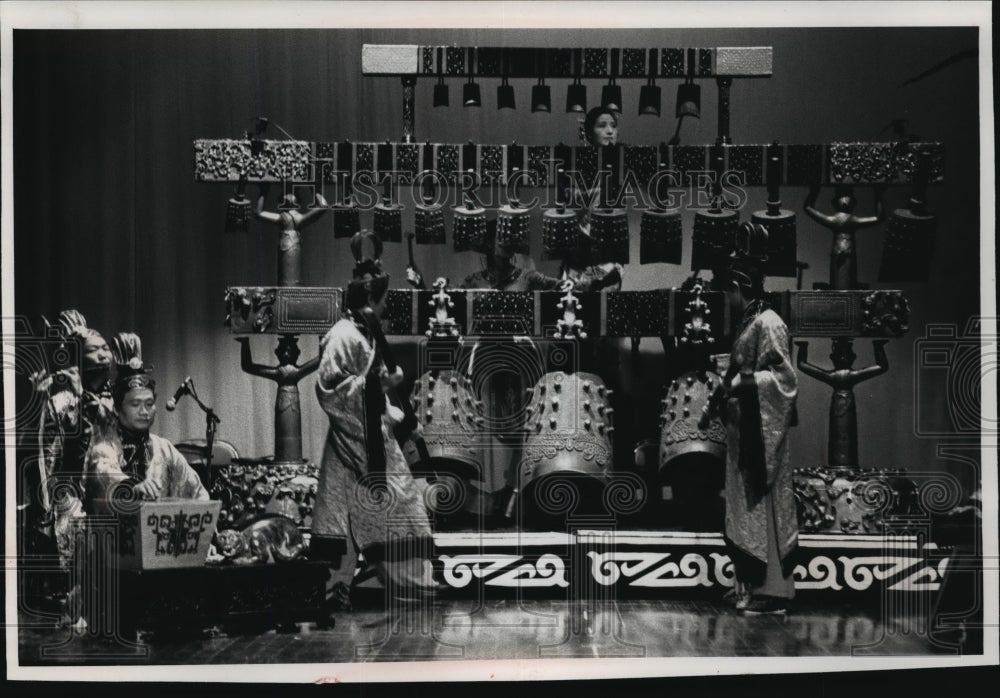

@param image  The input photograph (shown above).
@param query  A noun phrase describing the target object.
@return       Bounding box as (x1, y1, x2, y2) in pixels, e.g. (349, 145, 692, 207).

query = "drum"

(519, 371, 614, 520)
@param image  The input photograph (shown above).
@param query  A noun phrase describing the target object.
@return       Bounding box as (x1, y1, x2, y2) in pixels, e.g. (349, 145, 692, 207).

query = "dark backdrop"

(12, 27, 982, 494)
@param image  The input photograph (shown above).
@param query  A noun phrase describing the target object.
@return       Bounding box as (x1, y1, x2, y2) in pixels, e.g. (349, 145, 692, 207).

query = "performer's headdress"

(346, 230, 390, 309)
(111, 332, 156, 405)
(720, 222, 768, 297)
(46, 309, 100, 342)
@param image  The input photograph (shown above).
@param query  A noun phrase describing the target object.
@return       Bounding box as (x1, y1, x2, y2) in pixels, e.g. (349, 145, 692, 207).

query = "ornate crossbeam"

(224, 287, 910, 339)
(194, 139, 945, 187)
(360, 45, 773, 79)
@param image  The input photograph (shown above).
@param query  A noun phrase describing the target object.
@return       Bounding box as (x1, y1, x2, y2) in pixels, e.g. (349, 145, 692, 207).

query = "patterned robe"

(34, 370, 116, 566)
(311, 317, 433, 560)
(86, 430, 210, 504)
(724, 306, 798, 593)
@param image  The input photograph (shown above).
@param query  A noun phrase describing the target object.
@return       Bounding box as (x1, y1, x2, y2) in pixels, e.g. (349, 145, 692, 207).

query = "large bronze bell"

(408, 370, 486, 481)
(659, 370, 727, 469)
(519, 371, 614, 520)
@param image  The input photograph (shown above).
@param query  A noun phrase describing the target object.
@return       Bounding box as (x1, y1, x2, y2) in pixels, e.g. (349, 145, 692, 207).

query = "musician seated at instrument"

(87, 335, 209, 504)
(406, 224, 619, 293)
(565, 106, 626, 291)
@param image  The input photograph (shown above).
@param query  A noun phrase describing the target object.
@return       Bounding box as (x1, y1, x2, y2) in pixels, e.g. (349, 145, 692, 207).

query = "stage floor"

(18, 597, 959, 666)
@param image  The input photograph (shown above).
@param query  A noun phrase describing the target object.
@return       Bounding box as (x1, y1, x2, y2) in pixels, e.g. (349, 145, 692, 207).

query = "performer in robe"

(30, 310, 116, 571)
(86, 333, 210, 504)
(312, 235, 439, 614)
(716, 238, 799, 615)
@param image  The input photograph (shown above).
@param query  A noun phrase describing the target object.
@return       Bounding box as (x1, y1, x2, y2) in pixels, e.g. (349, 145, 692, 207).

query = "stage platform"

(426, 529, 950, 599)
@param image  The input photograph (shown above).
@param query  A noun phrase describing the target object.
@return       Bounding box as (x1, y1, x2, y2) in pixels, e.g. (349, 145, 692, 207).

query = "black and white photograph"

(2, 1, 996, 684)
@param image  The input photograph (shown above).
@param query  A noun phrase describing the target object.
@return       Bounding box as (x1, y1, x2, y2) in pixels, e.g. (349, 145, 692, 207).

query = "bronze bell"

(496, 205, 531, 255)
(692, 203, 738, 272)
(879, 150, 936, 283)
(333, 201, 361, 239)
(452, 196, 488, 253)
(542, 207, 578, 260)
(639, 208, 683, 265)
(225, 194, 252, 234)
(590, 208, 630, 264)
(415, 204, 446, 245)
(676, 79, 701, 119)
(374, 202, 403, 244)
(752, 142, 797, 277)
(566, 78, 587, 114)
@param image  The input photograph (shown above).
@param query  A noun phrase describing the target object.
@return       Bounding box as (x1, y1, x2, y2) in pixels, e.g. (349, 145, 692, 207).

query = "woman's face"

(119, 386, 156, 432)
(591, 114, 618, 146)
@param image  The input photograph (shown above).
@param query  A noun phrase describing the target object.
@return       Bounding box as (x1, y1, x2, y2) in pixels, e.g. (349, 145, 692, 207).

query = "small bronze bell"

(373, 176, 403, 243)
(589, 208, 630, 264)
(452, 196, 488, 253)
(752, 143, 797, 277)
(879, 151, 936, 283)
(639, 208, 683, 264)
(692, 202, 738, 272)
(496, 167, 530, 254)
(414, 171, 446, 245)
(225, 177, 252, 234)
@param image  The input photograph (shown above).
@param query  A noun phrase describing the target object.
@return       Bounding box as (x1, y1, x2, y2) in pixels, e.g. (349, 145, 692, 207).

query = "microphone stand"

(185, 379, 222, 487)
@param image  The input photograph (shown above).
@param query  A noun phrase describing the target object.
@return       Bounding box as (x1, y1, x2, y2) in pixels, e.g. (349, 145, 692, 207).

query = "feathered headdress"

(346, 230, 390, 309)
(111, 332, 155, 404)
(43, 308, 100, 343)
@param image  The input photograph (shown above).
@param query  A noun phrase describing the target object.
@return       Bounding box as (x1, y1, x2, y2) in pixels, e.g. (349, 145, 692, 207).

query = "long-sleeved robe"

(311, 317, 434, 572)
(724, 305, 798, 597)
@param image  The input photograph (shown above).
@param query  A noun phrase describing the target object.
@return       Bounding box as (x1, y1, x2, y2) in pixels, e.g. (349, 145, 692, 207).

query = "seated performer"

(568, 105, 625, 292)
(715, 227, 798, 615)
(312, 234, 439, 614)
(87, 333, 209, 503)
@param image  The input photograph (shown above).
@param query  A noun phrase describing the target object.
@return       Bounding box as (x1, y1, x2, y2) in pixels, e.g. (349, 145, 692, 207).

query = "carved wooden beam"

(224, 287, 910, 339)
(196, 140, 944, 186)
(361, 45, 773, 78)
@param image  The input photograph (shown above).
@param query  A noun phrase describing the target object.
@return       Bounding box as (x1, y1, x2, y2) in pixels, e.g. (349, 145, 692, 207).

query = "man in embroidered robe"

(311, 240, 438, 614)
(717, 233, 799, 615)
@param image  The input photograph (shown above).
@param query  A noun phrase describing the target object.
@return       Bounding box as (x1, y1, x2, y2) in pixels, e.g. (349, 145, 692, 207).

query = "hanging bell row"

(429, 76, 702, 118)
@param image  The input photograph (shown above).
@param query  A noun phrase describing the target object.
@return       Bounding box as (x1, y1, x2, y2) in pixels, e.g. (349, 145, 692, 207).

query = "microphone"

(165, 377, 192, 411)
